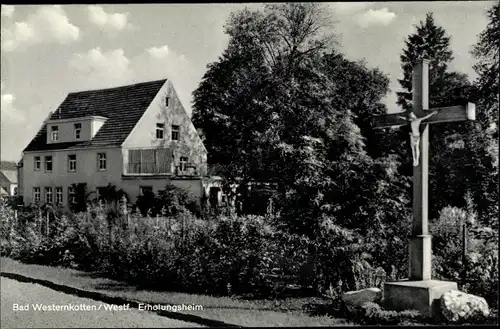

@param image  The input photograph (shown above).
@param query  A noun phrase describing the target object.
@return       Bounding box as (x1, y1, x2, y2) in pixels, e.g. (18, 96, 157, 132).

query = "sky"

(0, 2, 495, 162)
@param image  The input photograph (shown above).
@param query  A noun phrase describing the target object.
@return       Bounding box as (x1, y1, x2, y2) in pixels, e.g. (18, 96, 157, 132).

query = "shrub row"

(1, 198, 497, 308)
(2, 200, 351, 297)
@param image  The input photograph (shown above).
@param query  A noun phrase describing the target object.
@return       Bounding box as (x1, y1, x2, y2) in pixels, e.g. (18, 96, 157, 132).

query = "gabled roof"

(23, 79, 167, 152)
(0, 161, 17, 171)
(0, 170, 17, 184)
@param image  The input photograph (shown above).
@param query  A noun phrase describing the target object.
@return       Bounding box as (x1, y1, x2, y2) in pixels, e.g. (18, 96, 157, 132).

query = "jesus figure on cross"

(399, 110, 438, 166)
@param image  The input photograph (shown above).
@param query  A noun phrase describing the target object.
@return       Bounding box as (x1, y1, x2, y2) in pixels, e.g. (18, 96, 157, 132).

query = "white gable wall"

(122, 80, 207, 175)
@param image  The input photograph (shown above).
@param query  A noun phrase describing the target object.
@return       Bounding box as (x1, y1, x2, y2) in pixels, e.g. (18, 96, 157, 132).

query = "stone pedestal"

(384, 280, 458, 318)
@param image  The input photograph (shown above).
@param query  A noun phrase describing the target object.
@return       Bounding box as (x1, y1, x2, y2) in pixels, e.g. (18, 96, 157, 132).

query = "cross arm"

(426, 102, 476, 124)
(372, 112, 408, 129)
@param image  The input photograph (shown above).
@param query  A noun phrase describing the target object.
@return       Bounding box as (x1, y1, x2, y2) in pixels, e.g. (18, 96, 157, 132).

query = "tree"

(397, 13, 456, 110)
(395, 12, 498, 223)
(430, 3, 499, 226)
(194, 4, 370, 235)
(467, 2, 500, 226)
(193, 3, 430, 286)
(471, 1, 499, 135)
(193, 4, 336, 173)
(192, 2, 415, 267)
(320, 52, 399, 160)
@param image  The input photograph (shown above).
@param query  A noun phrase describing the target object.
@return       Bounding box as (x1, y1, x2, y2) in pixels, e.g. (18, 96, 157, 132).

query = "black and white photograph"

(0, 2, 498, 327)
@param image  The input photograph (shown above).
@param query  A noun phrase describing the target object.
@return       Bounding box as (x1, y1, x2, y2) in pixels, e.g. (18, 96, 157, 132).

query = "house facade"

(19, 79, 210, 207)
(0, 161, 18, 196)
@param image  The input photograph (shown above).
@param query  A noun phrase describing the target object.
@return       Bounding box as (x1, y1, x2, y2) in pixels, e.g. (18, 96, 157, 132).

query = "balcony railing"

(127, 162, 168, 174)
(126, 162, 200, 176)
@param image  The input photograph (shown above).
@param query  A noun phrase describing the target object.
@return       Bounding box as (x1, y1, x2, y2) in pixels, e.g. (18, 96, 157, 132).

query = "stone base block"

(384, 280, 458, 318)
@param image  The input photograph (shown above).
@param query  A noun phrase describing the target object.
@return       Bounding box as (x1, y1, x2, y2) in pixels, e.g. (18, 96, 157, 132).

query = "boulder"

(341, 288, 382, 313)
(440, 290, 490, 323)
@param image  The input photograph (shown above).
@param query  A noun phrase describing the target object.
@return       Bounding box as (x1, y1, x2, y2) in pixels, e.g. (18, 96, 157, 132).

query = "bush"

(69, 183, 92, 213)
(0, 198, 423, 301)
(134, 185, 199, 217)
(135, 190, 156, 216)
(431, 205, 499, 309)
(463, 244, 499, 309)
(353, 302, 422, 325)
(97, 184, 128, 203)
(4, 195, 23, 209)
(156, 184, 198, 216)
(312, 216, 371, 293)
(430, 206, 466, 283)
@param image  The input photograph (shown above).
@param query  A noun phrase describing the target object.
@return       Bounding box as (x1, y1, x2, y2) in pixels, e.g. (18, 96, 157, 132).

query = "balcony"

(125, 162, 199, 177)
(126, 161, 169, 175)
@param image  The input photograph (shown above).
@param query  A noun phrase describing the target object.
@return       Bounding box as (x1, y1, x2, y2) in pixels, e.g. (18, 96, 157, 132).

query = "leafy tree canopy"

(192, 3, 406, 240)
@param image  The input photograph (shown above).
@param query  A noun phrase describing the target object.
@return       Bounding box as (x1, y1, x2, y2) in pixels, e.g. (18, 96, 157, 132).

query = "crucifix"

(373, 59, 476, 286)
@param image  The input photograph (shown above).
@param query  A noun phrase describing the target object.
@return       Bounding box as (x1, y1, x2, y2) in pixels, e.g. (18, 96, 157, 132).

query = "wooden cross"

(372, 59, 476, 281)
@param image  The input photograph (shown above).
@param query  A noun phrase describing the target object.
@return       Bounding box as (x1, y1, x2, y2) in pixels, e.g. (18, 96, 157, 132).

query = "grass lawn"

(2, 258, 497, 327)
(1, 257, 353, 327)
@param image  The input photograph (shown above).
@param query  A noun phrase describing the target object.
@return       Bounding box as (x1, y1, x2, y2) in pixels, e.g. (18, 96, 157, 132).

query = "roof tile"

(24, 79, 167, 152)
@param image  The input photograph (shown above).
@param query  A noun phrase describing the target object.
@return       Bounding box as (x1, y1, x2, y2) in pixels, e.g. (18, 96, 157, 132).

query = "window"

(179, 156, 188, 172)
(74, 123, 81, 139)
(97, 153, 106, 171)
(45, 156, 53, 172)
(33, 187, 40, 203)
(68, 154, 76, 172)
(171, 125, 180, 141)
(68, 186, 76, 204)
(51, 126, 59, 141)
(34, 156, 41, 171)
(13, 187, 18, 196)
(156, 123, 165, 139)
(139, 186, 153, 196)
(45, 187, 53, 204)
(56, 187, 63, 204)
(165, 97, 169, 107)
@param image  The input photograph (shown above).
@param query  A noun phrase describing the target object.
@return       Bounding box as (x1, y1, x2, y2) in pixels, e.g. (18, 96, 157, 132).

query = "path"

(1, 277, 202, 328)
(1, 257, 349, 327)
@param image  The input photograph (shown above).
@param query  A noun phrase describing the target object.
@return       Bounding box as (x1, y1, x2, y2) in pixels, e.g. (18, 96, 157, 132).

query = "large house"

(18, 79, 211, 207)
(0, 161, 18, 196)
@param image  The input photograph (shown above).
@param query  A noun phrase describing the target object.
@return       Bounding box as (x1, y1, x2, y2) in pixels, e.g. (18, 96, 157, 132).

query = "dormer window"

(51, 126, 59, 141)
(156, 123, 165, 139)
(74, 123, 81, 139)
